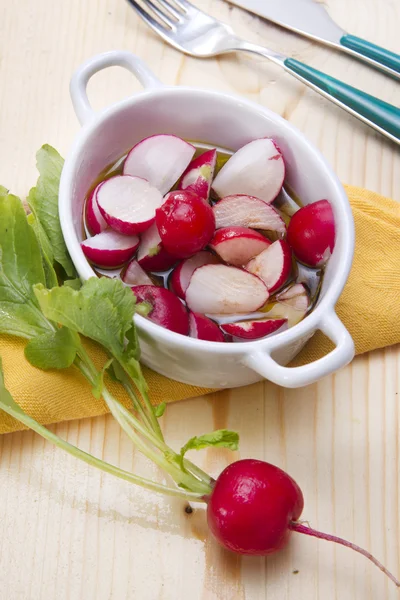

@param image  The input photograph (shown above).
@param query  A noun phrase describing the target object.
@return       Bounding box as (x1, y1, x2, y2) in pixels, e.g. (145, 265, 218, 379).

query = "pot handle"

(70, 50, 163, 126)
(242, 311, 355, 388)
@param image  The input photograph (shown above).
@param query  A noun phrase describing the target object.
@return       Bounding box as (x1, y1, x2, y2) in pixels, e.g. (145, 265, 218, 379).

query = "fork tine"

(126, 0, 170, 32)
(155, 0, 184, 20)
(141, 0, 176, 28)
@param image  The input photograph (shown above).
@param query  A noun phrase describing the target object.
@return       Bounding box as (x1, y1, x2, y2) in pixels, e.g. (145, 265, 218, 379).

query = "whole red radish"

(170, 251, 220, 300)
(178, 149, 217, 200)
(189, 312, 225, 342)
(85, 185, 107, 235)
(205, 459, 400, 587)
(133, 285, 189, 335)
(81, 230, 139, 268)
(287, 200, 335, 267)
(155, 190, 215, 258)
(207, 459, 303, 555)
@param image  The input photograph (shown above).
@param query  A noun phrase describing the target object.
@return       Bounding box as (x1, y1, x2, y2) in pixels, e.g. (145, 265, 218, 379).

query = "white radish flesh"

(85, 185, 107, 235)
(121, 260, 154, 286)
(137, 223, 177, 272)
(123, 134, 195, 195)
(246, 240, 292, 293)
(81, 230, 139, 268)
(170, 251, 220, 299)
(210, 227, 271, 267)
(96, 175, 163, 235)
(178, 149, 217, 200)
(186, 264, 269, 315)
(213, 195, 285, 234)
(212, 138, 285, 204)
(276, 283, 310, 312)
(221, 318, 287, 340)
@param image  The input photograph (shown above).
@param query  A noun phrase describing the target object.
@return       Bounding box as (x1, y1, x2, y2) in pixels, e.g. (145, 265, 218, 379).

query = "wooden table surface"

(0, 1, 399, 598)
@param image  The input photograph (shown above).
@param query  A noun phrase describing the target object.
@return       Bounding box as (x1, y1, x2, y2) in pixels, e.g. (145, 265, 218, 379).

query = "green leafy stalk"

(0, 359, 203, 501)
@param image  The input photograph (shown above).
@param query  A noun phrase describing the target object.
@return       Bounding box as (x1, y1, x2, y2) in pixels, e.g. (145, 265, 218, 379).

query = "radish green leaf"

(24, 327, 80, 369)
(0, 194, 52, 338)
(27, 145, 76, 278)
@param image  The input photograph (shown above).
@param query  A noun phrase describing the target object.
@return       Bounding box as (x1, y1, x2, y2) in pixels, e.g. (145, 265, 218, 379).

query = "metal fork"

(126, 0, 400, 145)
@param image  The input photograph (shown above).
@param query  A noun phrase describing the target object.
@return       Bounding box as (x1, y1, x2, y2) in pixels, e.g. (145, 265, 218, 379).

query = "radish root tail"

(289, 521, 400, 588)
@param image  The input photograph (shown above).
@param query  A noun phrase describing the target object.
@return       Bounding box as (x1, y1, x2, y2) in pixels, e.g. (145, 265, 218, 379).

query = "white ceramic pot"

(60, 50, 355, 390)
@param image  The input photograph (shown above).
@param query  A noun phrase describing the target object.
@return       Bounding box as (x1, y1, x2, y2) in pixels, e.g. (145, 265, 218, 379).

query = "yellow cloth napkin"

(0, 185, 399, 434)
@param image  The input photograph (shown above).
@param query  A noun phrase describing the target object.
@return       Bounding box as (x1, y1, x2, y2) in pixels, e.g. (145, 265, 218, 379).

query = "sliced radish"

(121, 260, 155, 286)
(133, 285, 189, 335)
(85, 185, 107, 235)
(186, 264, 268, 315)
(189, 312, 225, 342)
(123, 134, 195, 195)
(245, 240, 292, 293)
(287, 199, 335, 267)
(178, 149, 217, 200)
(210, 227, 271, 267)
(81, 230, 139, 268)
(156, 190, 215, 258)
(169, 251, 220, 300)
(276, 283, 310, 312)
(213, 195, 285, 234)
(96, 175, 163, 235)
(221, 318, 287, 340)
(137, 223, 177, 272)
(212, 138, 285, 204)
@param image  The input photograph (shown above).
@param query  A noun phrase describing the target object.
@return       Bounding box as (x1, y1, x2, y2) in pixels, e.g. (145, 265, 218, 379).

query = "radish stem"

(290, 521, 400, 587)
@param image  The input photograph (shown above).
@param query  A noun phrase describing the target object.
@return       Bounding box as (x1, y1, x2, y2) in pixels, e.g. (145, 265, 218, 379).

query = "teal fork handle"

(340, 34, 400, 76)
(284, 58, 400, 144)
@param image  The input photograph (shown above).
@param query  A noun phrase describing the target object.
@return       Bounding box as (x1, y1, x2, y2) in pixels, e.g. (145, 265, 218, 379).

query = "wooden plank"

(0, 0, 399, 598)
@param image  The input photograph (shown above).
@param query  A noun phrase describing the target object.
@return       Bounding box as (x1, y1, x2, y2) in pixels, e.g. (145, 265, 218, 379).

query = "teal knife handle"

(340, 34, 400, 75)
(284, 58, 400, 143)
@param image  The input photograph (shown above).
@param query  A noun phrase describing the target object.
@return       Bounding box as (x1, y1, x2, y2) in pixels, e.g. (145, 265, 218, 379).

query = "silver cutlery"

(126, 0, 400, 145)
(226, 0, 400, 81)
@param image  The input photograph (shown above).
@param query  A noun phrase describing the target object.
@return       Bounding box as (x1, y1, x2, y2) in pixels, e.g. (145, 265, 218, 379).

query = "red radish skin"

(85, 186, 107, 235)
(121, 260, 155, 286)
(221, 317, 287, 340)
(287, 199, 335, 267)
(170, 251, 220, 300)
(133, 285, 189, 335)
(186, 264, 269, 315)
(213, 194, 285, 234)
(210, 227, 271, 267)
(178, 149, 217, 200)
(188, 312, 225, 342)
(207, 460, 304, 555)
(246, 240, 292, 293)
(81, 230, 139, 268)
(123, 134, 195, 195)
(212, 138, 285, 204)
(96, 175, 163, 235)
(137, 223, 177, 272)
(156, 190, 215, 259)
(276, 283, 310, 312)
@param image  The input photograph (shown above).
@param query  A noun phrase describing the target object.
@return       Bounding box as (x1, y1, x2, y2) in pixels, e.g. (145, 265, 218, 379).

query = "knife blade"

(225, 0, 400, 79)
